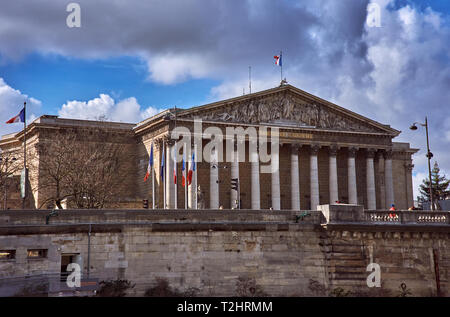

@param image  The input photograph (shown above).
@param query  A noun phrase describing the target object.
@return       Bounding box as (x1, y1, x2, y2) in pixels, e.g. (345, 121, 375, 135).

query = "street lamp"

(410, 117, 434, 211)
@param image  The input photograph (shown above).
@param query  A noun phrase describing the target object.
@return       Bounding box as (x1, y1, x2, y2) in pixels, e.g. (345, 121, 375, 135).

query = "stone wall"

(0, 206, 448, 297)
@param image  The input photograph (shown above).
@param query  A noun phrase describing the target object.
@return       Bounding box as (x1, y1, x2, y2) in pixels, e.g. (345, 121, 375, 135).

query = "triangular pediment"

(178, 85, 399, 135)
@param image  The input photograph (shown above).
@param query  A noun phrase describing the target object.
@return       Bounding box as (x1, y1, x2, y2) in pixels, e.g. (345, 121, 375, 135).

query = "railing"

(366, 210, 449, 224)
(318, 204, 450, 225)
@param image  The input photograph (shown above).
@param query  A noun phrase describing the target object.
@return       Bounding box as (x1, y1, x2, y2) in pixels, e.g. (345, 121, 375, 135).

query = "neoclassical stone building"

(1, 84, 417, 210)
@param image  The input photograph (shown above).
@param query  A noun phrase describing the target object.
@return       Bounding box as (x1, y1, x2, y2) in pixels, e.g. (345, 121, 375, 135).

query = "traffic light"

(231, 178, 239, 191)
(143, 199, 149, 209)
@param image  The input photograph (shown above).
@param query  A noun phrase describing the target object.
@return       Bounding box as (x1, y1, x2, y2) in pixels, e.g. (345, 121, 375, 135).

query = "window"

(27, 249, 48, 259)
(0, 250, 16, 260)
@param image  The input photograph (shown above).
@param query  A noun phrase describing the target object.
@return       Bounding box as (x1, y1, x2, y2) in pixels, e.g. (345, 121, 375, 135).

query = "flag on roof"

(274, 54, 282, 66)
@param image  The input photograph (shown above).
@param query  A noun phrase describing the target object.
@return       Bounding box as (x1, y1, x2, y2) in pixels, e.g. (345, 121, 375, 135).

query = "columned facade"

(156, 140, 405, 211)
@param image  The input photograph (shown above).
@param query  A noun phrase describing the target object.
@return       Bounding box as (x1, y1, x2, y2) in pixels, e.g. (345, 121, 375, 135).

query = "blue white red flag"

(274, 54, 282, 66)
(187, 152, 195, 186)
(181, 154, 186, 187)
(144, 144, 153, 182)
(6, 108, 25, 124)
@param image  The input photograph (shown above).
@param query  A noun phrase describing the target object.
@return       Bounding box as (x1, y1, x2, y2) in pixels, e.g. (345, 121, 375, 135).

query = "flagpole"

(184, 149, 187, 210)
(280, 51, 283, 83)
(163, 141, 166, 209)
(195, 143, 198, 210)
(174, 144, 177, 209)
(22, 101, 27, 210)
(152, 144, 155, 209)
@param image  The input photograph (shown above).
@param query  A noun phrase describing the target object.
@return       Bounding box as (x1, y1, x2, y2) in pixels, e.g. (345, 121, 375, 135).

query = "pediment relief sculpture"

(183, 93, 384, 133)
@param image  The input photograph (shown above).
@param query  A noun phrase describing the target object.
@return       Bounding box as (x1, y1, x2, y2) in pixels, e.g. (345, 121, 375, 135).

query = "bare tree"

(0, 149, 22, 209)
(36, 130, 134, 209)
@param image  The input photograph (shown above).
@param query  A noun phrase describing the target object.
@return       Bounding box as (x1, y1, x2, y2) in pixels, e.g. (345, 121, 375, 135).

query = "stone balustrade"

(318, 204, 449, 225)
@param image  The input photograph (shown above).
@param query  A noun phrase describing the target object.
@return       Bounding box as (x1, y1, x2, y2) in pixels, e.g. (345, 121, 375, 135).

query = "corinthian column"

(271, 143, 281, 210)
(250, 142, 260, 210)
(230, 142, 240, 209)
(385, 150, 395, 208)
(310, 145, 320, 210)
(291, 144, 300, 210)
(210, 148, 219, 209)
(366, 149, 376, 210)
(348, 147, 358, 205)
(329, 146, 339, 204)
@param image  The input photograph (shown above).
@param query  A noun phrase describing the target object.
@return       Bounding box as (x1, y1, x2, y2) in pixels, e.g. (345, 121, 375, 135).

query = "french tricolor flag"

(274, 54, 282, 66)
(6, 108, 25, 124)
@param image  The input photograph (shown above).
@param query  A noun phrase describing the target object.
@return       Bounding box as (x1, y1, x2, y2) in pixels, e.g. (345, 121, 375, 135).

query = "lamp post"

(410, 117, 434, 210)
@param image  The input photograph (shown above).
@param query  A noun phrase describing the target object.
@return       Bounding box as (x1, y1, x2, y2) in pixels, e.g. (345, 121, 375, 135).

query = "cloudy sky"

(0, 0, 449, 198)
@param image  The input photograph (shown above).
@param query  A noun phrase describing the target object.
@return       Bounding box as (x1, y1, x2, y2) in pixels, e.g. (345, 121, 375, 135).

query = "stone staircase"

(321, 236, 369, 294)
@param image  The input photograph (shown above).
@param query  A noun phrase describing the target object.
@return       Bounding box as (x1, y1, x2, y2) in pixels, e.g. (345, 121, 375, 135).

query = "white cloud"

(58, 94, 166, 123)
(0, 78, 41, 136)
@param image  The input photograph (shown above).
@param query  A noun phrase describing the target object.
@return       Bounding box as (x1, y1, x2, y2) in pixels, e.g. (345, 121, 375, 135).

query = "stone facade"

(0, 85, 417, 210)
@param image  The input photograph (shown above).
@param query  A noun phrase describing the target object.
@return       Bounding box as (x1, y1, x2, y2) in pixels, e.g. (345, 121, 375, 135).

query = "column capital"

(405, 162, 414, 171)
(376, 150, 384, 160)
(291, 143, 301, 152)
(348, 147, 358, 157)
(154, 138, 163, 150)
(366, 148, 376, 159)
(310, 144, 321, 155)
(384, 149, 394, 160)
(329, 145, 339, 156)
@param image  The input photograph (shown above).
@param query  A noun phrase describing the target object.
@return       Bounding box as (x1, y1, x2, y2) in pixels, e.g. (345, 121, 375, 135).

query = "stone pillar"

(250, 142, 260, 210)
(165, 141, 175, 209)
(405, 162, 414, 209)
(376, 151, 386, 210)
(366, 149, 376, 210)
(384, 150, 395, 208)
(291, 144, 300, 210)
(271, 143, 281, 210)
(210, 148, 219, 209)
(329, 146, 339, 204)
(188, 142, 197, 209)
(347, 147, 358, 205)
(310, 145, 320, 210)
(230, 142, 240, 209)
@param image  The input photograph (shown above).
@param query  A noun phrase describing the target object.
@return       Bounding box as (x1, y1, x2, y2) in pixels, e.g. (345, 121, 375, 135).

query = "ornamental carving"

(184, 92, 383, 133)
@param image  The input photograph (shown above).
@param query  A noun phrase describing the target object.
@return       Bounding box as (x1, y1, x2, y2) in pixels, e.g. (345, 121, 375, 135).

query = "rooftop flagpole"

(280, 51, 283, 83)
